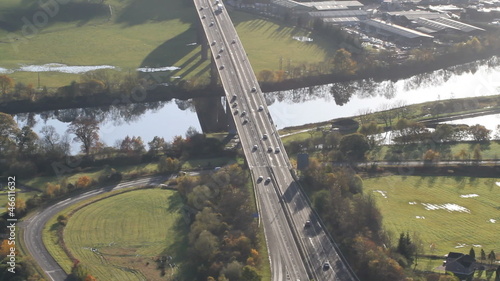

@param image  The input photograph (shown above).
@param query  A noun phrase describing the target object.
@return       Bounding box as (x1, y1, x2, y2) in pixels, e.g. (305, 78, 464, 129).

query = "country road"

(21, 175, 169, 281)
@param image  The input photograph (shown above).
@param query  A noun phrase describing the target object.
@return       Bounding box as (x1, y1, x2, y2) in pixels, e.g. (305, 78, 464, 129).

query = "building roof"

(386, 10, 444, 20)
(431, 17, 485, 32)
(309, 9, 368, 18)
(300, 0, 364, 10)
(415, 17, 461, 31)
(270, 0, 312, 10)
(322, 16, 362, 23)
(415, 26, 439, 33)
(445, 252, 476, 275)
(363, 19, 434, 39)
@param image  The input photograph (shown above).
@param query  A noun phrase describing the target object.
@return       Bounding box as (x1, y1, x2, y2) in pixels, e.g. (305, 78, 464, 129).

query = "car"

(262, 134, 268, 140)
(241, 111, 246, 116)
(202, 15, 206, 19)
(219, 48, 224, 53)
(219, 65, 224, 70)
(275, 147, 280, 153)
(257, 176, 263, 183)
(199, 6, 204, 10)
(211, 40, 216, 46)
(232, 102, 237, 108)
(252, 144, 258, 151)
(304, 220, 312, 228)
(323, 262, 330, 270)
(231, 39, 236, 44)
(258, 105, 264, 111)
(233, 109, 239, 115)
(251, 87, 257, 92)
(214, 0, 219, 4)
(231, 94, 237, 101)
(209, 22, 214, 26)
(264, 177, 271, 184)
(216, 54, 221, 59)
(242, 119, 248, 125)
(267, 146, 273, 152)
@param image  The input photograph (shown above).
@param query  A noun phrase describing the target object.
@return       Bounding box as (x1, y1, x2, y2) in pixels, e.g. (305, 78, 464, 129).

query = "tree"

(397, 232, 416, 264)
(489, 250, 496, 265)
(158, 156, 180, 173)
(423, 149, 440, 162)
(0, 75, 14, 94)
(67, 117, 100, 156)
(241, 266, 261, 281)
(468, 124, 491, 142)
(193, 230, 219, 262)
(481, 249, 487, 263)
(16, 126, 39, 155)
(76, 176, 92, 189)
(339, 133, 370, 161)
(186, 126, 200, 139)
(148, 136, 166, 156)
(0, 112, 19, 154)
(469, 247, 476, 259)
(332, 48, 357, 75)
(257, 69, 275, 83)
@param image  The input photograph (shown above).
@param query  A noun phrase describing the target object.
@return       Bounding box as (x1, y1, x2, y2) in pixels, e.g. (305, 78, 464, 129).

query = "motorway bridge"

(193, 1, 358, 280)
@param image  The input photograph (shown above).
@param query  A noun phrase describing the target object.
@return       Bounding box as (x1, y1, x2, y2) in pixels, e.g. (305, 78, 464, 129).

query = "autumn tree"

(257, 69, 275, 83)
(76, 176, 92, 188)
(67, 117, 100, 156)
(0, 75, 14, 94)
(332, 48, 357, 75)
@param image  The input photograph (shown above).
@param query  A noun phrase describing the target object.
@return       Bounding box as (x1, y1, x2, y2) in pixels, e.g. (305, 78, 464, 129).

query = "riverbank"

(1, 52, 500, 115)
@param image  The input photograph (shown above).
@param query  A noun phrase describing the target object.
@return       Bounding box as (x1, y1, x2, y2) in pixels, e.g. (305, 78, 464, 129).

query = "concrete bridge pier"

(194, 96, 228, 133)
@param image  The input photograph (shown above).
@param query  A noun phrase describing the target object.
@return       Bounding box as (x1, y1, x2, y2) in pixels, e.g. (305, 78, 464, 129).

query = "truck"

(216, 3, 223, 13)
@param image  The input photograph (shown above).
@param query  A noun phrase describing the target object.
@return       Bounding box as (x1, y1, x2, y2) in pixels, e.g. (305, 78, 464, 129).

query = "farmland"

(363, 175, 500, 257)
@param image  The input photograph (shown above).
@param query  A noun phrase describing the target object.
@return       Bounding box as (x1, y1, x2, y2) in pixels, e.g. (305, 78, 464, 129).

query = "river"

(16, 57, 500, 154)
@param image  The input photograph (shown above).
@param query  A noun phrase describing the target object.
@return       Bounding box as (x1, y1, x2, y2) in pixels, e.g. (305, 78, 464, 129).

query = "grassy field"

(363, 175, 500, 257)
(0, 0, 341, 88)
(52, 189, 187, 280)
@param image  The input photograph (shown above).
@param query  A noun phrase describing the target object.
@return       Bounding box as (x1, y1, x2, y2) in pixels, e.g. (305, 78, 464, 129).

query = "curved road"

(21, 176, 168, 281)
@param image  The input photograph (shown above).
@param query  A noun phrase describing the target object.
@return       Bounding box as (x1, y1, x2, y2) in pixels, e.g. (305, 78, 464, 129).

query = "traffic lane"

(271, 167, 341, 281)
(254, 167, 306, 281)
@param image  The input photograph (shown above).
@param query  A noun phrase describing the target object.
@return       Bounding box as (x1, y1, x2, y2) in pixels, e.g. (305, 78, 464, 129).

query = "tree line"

(176, 164, 262, 281)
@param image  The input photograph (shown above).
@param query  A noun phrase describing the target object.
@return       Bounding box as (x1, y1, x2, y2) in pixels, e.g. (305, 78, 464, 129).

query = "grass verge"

(43, 188, 186, 281)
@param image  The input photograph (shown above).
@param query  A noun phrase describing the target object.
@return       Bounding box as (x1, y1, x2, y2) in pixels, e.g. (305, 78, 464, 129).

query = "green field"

(54, 189, 186, 280)
(0, 0, 340, 88)
(364, 175, 500, 257)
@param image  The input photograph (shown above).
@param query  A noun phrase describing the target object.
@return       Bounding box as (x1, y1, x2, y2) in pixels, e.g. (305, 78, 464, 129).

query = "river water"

(16, 57, 500, 154)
